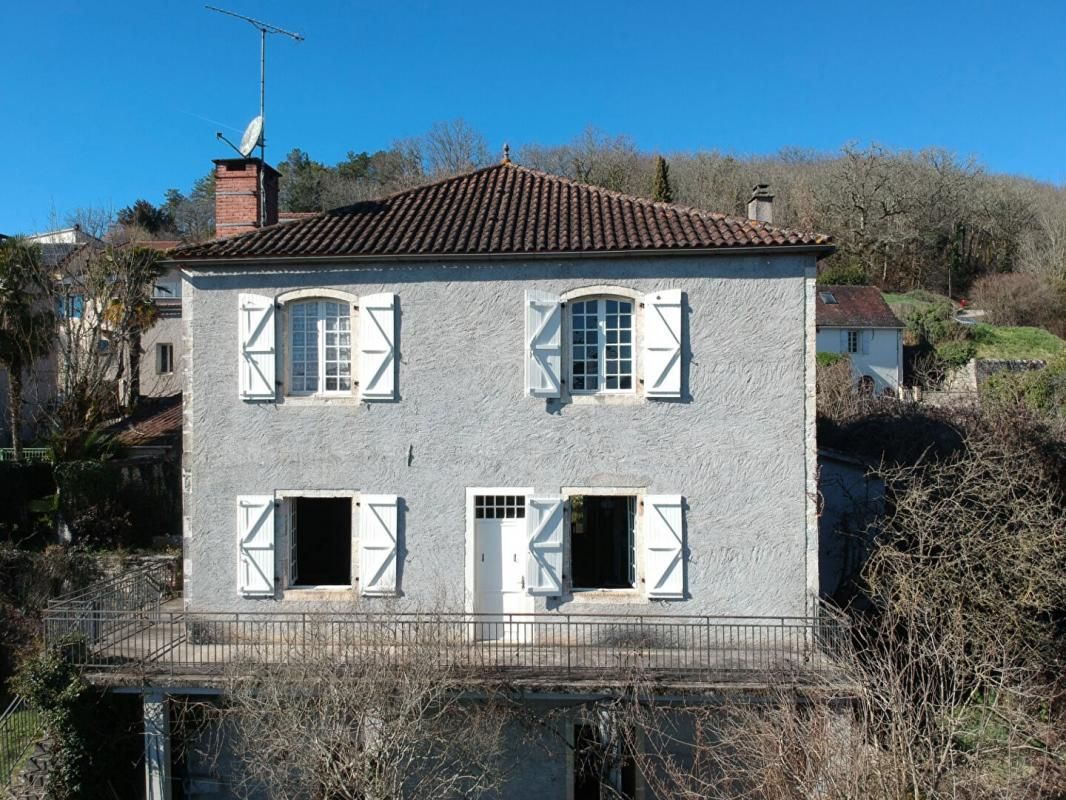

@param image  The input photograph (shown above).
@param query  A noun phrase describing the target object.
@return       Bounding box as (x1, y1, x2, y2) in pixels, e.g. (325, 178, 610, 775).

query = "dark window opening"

(571, 495, 635, 590)
(573, 723, 636, 800)
(292, 497, 351, 586)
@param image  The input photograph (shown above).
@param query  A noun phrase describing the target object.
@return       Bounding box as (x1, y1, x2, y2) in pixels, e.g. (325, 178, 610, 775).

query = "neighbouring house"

(136, 240, 184, 398)
(46, 163, 837, 798)
(815, 284, 904, 395)
(0, 226, 103, 448)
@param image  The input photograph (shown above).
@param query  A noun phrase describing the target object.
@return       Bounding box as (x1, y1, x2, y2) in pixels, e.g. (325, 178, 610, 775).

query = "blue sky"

(3, 0, 1064, 234)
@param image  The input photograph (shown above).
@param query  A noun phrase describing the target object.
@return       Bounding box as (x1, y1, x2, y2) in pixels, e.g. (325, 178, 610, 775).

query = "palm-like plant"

(0, 238, 55, 460)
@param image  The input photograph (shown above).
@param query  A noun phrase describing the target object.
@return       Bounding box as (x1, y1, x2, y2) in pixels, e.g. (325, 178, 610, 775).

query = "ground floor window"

(570, 495, 636, 590)
(573, 722, 636, 800)
(288, 496, 352, 586)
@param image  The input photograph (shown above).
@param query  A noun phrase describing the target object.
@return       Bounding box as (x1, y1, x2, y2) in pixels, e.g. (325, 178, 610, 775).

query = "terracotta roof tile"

(107, 394, 182, 448)
(816, 285, 904, 329)
(173, 163, 832, 261)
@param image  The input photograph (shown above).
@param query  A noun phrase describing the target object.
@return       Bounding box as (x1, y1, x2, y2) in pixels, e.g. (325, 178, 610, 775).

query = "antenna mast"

(206, 6, 303, 225)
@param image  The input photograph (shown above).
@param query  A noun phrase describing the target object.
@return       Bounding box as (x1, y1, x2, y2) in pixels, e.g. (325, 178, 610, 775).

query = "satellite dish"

(238, 115, 263, 157)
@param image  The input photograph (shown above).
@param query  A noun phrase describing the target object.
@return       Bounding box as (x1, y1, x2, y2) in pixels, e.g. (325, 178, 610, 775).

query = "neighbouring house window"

(56, 294, 84, 320)
(570, 495, 636, 590)
(153, 278, 181, 299)
(156, 343, 174, 374)
(846, 330, 861, 354)
(287, 496, 352, 587)
(570, 297, 634, 393)
(289, 300, 352, 395)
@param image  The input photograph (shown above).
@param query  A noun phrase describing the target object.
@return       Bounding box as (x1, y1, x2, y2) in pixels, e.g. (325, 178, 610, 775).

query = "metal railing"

(47, 559, 180, 648)
(0, 447, 51, 464)
(42, 606, 849, 684)
(0, 696, 42, 788)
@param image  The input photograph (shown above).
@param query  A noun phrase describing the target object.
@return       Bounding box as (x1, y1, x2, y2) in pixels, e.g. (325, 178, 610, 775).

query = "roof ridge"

(503, 162, 823, 241)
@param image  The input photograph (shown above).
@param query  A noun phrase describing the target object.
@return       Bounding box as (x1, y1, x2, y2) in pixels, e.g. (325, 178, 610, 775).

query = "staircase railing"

(0, 696, 43, 789)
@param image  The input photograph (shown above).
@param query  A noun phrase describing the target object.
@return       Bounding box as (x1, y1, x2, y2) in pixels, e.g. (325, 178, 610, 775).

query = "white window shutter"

(840, 330, 849, 352)
(645, 495, 684, 599)
(238, 294, 276, 400)
(643, 289, 683, 398)
(359, 293, 397, 400)
(239, 294, 277, 401)
(525, 290, 562, 398)
(360, 494, 398, 596)
(237, 495, 275, 597)
(861, 330, 870, 355)
(526, 496, 564, 595)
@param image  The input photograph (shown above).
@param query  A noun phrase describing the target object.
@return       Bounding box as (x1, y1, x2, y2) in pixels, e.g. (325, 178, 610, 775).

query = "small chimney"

(213, 158, 280, 238)
(747, 184, 774, 224)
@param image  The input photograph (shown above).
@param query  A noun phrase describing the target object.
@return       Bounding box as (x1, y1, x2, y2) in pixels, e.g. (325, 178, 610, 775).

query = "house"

(815, 284, 904, 394)
(165, 160, 833, 622)
(48, 161, 836, 798)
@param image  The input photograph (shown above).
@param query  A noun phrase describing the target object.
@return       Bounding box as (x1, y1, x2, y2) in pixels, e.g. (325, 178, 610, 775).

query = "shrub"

(970, 273, 1066, 337)
(817, 260, 869, 285)
(816, 351, 847, 367)
(905, 301, 964, 346)
(935, 339, 977, 368)
(983, 354, 1066, 418)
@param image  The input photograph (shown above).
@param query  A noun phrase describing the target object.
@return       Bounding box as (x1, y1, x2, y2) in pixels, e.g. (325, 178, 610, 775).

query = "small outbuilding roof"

(106, 394, 182, 448)
(816, 285, 904, 329)
(171, 162, 832, 262)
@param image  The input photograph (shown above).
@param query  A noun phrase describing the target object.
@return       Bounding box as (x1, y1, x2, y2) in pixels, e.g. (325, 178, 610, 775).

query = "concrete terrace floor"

(61, 599, 851, 692)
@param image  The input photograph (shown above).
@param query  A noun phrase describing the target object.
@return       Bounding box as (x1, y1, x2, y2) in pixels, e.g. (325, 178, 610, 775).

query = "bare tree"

(197, 610, 518, 800)
(421, 118, 491, 178)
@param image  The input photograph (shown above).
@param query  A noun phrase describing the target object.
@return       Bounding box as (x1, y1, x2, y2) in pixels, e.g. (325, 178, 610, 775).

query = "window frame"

(561, 486, 647, 602)
(275, 489, 359, 595)
(277, 289, 357, 400)
(846, 329, 861, 354)
(563, 289, 640, 398)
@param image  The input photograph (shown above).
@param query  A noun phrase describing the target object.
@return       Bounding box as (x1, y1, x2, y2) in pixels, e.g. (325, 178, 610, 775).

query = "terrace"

(43, 563, 849, 689)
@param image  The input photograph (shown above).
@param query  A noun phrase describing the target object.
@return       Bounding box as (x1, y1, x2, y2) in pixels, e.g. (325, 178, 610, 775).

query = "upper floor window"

(570, 298, 634, 393)
(289, 299, 352, 395)
(238, 290, 397, 403)
(525, 288, 682, 400)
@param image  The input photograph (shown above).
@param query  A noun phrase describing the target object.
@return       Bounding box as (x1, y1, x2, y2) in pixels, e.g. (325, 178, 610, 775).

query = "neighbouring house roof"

(106, 394, 182, 448)
(131, 240, 182, 252)
(816, 285, 903, 329)
(171, 162, 833, 262)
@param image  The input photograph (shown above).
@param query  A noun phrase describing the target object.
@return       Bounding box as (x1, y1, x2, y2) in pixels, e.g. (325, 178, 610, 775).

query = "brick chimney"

(213, 158, 280, 237)
(746, 184, 774, 224)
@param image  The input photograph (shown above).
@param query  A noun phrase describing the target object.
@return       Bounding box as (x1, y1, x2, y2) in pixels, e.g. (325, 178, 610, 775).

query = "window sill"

(281, 586, 356, 602)
(567, 588, 646, 605)
(564, 393, 644, 406)
(279, 395, 361, 406)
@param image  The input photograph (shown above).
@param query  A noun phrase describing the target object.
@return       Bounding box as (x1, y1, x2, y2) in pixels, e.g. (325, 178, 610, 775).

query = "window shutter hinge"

(639, 302, 645, 309)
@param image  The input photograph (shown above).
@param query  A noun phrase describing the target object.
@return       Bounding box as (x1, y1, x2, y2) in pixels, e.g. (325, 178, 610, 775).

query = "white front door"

(473, 494, 531, 642)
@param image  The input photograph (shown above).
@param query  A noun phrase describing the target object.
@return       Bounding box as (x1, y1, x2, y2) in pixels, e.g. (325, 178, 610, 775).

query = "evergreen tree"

(651, 155, 673, 203)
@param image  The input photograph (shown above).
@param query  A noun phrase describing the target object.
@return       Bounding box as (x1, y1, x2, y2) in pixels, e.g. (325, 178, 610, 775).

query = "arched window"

(288, 299, 352, 395)
(569, 296, 635, 393)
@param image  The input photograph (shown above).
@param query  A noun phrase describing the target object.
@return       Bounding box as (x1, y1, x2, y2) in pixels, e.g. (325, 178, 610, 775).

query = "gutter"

(162, 243, 836, 269)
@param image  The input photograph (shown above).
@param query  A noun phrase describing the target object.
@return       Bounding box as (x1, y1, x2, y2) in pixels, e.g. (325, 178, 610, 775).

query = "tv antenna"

(206, 5, 303, 225)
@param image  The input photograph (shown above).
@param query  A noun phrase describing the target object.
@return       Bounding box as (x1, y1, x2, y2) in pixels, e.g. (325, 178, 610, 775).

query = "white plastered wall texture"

(816, 326, 902, 393)
(182, 255, 817, 617)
